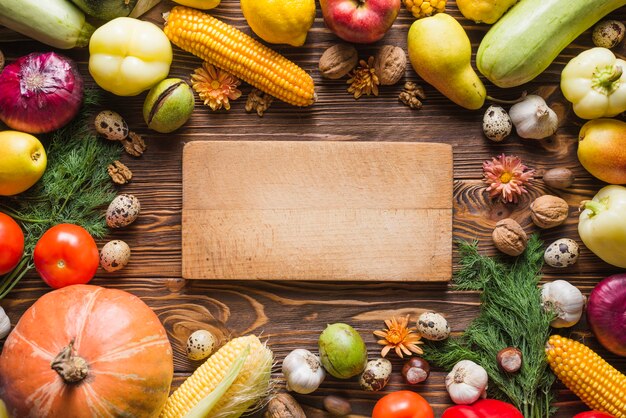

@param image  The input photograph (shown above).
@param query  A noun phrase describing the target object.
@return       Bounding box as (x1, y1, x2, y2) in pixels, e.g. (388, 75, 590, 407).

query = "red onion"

(587, 273, 626, 357)
(0, 52, 83, 134)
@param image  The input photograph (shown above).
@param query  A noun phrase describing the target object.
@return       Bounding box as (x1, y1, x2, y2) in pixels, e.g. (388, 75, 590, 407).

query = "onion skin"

(588, 273, 626, 357)
(0, 52, 83, 134)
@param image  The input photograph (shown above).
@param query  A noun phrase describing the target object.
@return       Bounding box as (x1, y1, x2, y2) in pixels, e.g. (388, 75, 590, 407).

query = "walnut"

(530, 195, 569, 229)
(374, 45, 407, 85)
(492, 218, 528, 256)
(264, 393, 306, 418)
(107, 160, 133, 185)
(245, 88, 273, 117)
(121, 131, 147, 157)
(399, 82, 426, 110)
(319, 44, 358, 79)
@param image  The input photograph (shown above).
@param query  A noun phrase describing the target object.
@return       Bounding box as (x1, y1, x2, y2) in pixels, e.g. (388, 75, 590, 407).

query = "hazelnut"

(402, 357, 430, 384)
(497, 347, 523, 373)
(319, 44, 358, 80)
(323, 396, 352, 417)
(492, 218, 528, 256)
(143, 78, 194, 133)
(374, 45, 407, 86)
(530, 195, 569, 229)
(543, 168, 575, 190)
(264, 393, 306, 418)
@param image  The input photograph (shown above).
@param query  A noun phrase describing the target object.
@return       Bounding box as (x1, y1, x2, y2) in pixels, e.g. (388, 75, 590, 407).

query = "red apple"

(320, 0, 401, 43)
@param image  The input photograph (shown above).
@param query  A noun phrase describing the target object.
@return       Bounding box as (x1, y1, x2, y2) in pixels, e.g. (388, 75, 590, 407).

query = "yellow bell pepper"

(172, 0, 220, 9)
(456, 0, 518, 24)
(561, 47, 626, 119)
(89, 17, 172, 96)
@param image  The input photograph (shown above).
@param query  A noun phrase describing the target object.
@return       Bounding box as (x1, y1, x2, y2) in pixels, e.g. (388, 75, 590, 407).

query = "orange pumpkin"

(0, 285, 173, 418)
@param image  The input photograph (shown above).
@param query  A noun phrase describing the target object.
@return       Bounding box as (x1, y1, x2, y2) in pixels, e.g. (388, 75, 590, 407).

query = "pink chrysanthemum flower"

(483, 154, 535, 203)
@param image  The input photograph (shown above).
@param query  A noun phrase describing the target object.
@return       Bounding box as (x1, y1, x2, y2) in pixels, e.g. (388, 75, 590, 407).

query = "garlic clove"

(445, 360, 489, 405)
(0, 306, 11, 340)
(509, 95, 559, 139)
(541, 280, 586, 328)
(282, 349, 326, 395)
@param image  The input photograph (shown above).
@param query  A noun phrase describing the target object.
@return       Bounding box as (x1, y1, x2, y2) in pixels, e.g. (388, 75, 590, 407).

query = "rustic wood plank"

(1, 1, 626, 416)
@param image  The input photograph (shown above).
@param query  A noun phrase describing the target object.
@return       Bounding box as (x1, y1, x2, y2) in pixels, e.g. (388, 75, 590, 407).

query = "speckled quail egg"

(544, 238, 579, 268)
(186, 330, 216, 361)
(416, 312, 450, 341)
(359, 358, 392, 391)
(106, 194, 140, 228)
(100, 240, 131, 272)
(592, 20, 626, 49)
(483, 105, 512, 142)
(95, 110, 129, 141)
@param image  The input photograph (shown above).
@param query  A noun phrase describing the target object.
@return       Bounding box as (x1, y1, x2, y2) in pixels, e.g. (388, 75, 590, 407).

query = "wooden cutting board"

(182, 141, 452, 281)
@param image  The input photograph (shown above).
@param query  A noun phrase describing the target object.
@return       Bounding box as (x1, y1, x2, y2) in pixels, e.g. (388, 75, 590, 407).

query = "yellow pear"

(407, 13, 486, 110)
(578, 118, 626, 184)
(0, 131, 47, 196)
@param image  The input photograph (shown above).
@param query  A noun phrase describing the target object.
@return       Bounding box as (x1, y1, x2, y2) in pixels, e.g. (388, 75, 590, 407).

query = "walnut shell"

(492, 218, 528, 256)
(530, 195, 569, 229)
(319, 44, 358, 80)
(264, 393, 306, 418)
(374, 45, 407, 86)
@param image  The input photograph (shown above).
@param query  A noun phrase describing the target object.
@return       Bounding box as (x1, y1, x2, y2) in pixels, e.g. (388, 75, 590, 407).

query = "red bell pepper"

(442, 399, 523, 418)
(573, 412, 614, 418)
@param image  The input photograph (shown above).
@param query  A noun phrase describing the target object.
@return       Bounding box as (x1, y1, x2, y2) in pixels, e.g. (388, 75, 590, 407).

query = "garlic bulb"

(0, 306, 10, 340)
(282, 349, 326, 394)
(509, 95, 558, 139)
(445, 360, 488, 405)
(541, 280, 586, 328)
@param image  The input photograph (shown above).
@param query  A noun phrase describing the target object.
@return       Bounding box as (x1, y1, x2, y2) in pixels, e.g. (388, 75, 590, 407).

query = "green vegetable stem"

(0, 90, 120, 299)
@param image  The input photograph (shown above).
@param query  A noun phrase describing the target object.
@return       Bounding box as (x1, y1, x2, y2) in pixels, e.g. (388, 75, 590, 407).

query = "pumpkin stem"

(51, 339, 89, 383)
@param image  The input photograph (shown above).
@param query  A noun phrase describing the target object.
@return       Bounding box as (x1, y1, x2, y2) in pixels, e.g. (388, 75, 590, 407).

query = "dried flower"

(191, 62, 242, 111)
(373, 315, 424, 358)
(347, 57, 379, 99)
(483, 154, 535, 203)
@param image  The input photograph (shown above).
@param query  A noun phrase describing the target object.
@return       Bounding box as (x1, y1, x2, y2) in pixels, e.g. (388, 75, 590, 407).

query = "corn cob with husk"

(546, 335, 626, 417)
(160, 335, 273, 418)
(163, 6, 316, 107)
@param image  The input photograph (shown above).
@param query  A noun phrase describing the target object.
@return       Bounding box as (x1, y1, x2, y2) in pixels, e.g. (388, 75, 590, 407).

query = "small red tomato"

(372, 391, 434, 418)
(0, 212, 24, 275)
(34, 224, 99, 289)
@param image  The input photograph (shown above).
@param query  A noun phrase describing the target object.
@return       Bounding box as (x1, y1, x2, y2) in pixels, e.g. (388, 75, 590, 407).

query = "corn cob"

(164, 6, 316, 107)
(160, 335, 273, 418)
(546, 335, 626, 417)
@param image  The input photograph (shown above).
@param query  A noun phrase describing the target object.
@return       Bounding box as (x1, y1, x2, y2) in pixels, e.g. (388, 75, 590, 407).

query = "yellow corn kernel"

(160, 335, 273, 418)
(546, 335, 626, 418)
(164, 6, 315, 107)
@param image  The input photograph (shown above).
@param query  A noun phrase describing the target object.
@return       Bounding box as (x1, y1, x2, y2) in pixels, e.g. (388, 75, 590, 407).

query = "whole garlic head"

(445, 360, 488, 405)
(509, 95, 558, 139)
(541, 280, 586, 328)
(282, 349, 325, 394)
(0, 306, 10, 339)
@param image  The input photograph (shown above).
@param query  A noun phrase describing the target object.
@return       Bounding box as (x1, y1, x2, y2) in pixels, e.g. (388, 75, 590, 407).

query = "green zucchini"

(70, 0, 138, 21)
(0, 0, 94, 49)
(477, 0, 626, 88)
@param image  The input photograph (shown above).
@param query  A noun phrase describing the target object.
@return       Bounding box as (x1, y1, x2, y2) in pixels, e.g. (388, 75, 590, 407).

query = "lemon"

(241, 0, 316, 47)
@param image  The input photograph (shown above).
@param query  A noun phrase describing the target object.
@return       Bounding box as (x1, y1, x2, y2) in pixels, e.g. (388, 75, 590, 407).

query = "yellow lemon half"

(241, 0, 316, 47)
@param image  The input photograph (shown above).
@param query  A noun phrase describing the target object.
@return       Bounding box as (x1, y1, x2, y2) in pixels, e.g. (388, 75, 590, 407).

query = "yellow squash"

(172, 0, 220, 9)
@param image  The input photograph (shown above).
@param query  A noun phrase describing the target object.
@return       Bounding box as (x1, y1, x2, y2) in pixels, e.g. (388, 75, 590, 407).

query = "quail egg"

(483, 105, 512, 142)
(106, 194, 140, 228)
(100, 240, 131, 273)
(359, 358, 392, 391)
(186, 330, 216, 361)
(592, 20, 625, 49)
(544, 238, 579, 268)
(416, 312, 450, 341)
(95, 110, 129, 141)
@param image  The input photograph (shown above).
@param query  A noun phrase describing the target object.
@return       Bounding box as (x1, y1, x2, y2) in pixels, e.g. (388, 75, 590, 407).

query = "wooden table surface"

(2, 1, 626, 416)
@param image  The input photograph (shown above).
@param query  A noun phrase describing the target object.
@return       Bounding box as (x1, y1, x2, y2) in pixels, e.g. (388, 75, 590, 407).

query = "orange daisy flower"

(374, 315, 424, 358)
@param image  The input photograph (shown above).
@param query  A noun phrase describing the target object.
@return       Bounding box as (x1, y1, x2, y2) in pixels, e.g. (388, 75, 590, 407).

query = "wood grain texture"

(1, 1, 626, 416)
(182, 141, 452, 281)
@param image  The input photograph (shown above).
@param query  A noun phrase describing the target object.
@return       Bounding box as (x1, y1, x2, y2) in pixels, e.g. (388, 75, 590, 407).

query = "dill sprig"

(423, 235, 556, 418)
(0, 90, 120, 299)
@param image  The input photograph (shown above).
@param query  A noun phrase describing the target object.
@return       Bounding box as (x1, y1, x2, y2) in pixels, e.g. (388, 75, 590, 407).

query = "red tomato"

(34, 224, 99, 289)
(573, 412, 614, 418)
(0, 212, 24, 275)
(372, 391, 434, 418)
